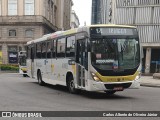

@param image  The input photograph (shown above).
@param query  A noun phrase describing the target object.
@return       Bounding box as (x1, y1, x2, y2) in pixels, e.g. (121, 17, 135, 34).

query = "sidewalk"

(140, 76, 160, 88)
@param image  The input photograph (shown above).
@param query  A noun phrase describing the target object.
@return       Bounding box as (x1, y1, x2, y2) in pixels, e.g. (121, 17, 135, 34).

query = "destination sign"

(90, 27, 137, 36)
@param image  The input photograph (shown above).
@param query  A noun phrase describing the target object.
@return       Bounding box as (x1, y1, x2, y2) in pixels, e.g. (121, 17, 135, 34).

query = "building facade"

(91, 0, 112, 24)
(0, 0, 72, 64)
(91, 0, 102, 24)
(55, 0, 73, 30)
(91, 0, 160, 74)
(70, 10, 80, 28)
(100, 0, 112, 24)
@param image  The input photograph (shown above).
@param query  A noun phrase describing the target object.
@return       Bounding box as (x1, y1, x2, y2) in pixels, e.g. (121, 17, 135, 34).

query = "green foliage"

(0, 64, 19, 71)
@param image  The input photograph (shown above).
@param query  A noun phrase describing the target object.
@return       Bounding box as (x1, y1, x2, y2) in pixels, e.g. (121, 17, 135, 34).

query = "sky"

(72, 0, 92, 26)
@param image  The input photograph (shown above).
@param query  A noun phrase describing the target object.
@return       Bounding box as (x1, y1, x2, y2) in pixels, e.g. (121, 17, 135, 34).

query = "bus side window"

(47, 41, 52, 58)
(36, 43, 41, 59)
(52, 40, 56, 58)
(27, 46, 31, 59)
(66, 36, 75, 58)
(42, 42, 46, 59)
(31, 47, 35, 60)
(57, 37, 66, 58)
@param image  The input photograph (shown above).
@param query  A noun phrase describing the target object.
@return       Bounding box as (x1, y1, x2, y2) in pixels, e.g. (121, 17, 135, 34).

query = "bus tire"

(23, 74, 27, 77)
(37, 71, 45, 86)
(105, 90, 116, 95)
(67, 76, 79, 94)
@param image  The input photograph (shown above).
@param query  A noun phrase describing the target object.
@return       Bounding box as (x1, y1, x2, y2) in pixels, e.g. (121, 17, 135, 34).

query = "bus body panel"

(27, 59, 32, 77)
(32, 58, 76, 87)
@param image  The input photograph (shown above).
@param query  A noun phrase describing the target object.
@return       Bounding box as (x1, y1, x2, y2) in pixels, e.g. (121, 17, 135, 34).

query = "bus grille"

(104, 83, 132, 90)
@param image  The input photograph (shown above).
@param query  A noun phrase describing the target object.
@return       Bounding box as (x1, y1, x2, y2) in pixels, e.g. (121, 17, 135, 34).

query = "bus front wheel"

(37, 71, 45, 86)
(67, 76, 79, 94)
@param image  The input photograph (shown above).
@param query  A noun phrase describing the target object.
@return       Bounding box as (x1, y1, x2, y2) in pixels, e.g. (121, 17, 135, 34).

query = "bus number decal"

(96, 59, 114, 64)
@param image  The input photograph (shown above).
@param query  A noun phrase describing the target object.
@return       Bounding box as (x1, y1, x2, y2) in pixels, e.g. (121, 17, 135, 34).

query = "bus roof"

(87, 24, 136, 28)
(27, 24, 136, 45)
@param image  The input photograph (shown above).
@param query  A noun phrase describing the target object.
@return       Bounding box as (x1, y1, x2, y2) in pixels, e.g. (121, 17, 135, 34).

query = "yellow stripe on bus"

(96, 71, 139, 82)
(72, 65, 76, 75)
(63, 29, 76, 35)
(51, 64, 54, 73)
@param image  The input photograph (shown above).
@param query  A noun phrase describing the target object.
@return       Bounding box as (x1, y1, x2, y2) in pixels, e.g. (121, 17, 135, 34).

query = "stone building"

(70, 10, 80, 28)
(0, 0, 73, 64)
(55, 0, 73, 30)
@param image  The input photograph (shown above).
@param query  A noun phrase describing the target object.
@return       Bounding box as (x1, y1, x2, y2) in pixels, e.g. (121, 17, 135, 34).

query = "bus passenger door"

(76, 39, 88, 89)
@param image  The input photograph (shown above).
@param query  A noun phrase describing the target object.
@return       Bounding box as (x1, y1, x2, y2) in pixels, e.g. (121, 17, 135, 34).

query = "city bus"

(18, 51, 27, 77)
(26, 24, 142, 95)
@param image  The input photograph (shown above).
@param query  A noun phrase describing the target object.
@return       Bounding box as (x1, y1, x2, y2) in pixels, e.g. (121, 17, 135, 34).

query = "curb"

(140, 84, 160, 88)
(0, 71, 18, 73)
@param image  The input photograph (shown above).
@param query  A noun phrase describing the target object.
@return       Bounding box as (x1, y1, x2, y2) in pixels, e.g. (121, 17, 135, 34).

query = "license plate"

(113, 87, 124, 91)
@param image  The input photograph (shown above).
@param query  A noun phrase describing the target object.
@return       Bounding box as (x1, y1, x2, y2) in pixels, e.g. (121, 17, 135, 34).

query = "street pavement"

(0, 73, 160, 120)
(140, 76, 160, 87)
(0, 72, 160, 87)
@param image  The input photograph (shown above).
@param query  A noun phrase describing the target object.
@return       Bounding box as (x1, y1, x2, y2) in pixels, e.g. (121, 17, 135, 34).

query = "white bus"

(26, 24, 142, 95)
(18, 51, 27, 77)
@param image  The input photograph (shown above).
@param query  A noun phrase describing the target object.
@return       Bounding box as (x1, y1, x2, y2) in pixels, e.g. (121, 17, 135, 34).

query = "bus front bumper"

(19, 68, 27, 74)
(87, 79, 140, 91)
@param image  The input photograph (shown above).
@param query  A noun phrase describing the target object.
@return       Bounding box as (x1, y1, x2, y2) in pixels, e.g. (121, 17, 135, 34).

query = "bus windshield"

(91, 38, 140, 71)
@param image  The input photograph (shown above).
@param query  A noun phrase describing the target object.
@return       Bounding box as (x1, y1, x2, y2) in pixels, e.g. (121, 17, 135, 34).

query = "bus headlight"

(135, 72, 141, 80)
(91, 72, 102, 82)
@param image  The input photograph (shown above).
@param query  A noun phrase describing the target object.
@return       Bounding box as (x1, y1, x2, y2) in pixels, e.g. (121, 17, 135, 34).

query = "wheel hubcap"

(70, 80, 74, 91)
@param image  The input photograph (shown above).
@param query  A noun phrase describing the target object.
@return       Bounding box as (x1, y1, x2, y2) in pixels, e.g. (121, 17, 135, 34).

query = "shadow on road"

(80, 91, 135, 100)
(30, 82, 135, 100)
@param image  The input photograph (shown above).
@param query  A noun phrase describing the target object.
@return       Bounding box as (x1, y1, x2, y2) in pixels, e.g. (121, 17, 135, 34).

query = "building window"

(8, 46, 17, 52)
(25, 0, 34, 15)
(8, 46, 18, 64)
(9, 30, 16, 37)
(25, 29, 33, 37)
(8, 0, 17, 15)
(154, 0, 160, 4)
(0, 0, 1, 16)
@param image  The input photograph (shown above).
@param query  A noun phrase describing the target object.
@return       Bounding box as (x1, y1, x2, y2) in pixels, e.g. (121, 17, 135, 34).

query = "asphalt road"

(0, 73, 160, 120)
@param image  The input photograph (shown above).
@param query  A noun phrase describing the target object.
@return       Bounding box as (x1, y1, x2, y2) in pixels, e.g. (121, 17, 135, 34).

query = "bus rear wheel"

(37, 71, 45, 86)
(105, 90, 116, 95)
(67, 76, 79, 94)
